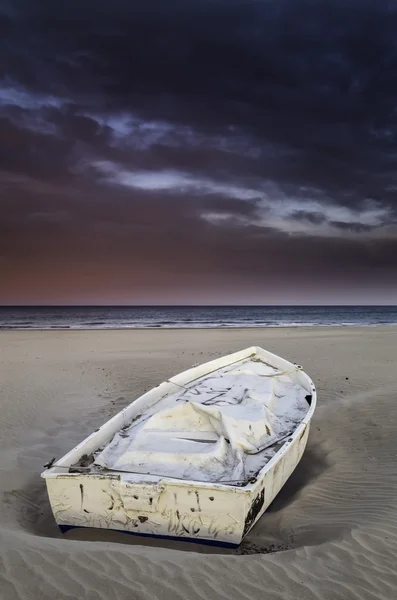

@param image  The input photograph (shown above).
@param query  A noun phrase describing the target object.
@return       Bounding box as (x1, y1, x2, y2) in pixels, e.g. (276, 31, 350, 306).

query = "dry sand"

(1, 327, 397, 600)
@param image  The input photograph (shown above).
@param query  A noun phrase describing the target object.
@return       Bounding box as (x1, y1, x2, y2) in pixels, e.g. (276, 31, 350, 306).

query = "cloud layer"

(1, 0, 397, 303)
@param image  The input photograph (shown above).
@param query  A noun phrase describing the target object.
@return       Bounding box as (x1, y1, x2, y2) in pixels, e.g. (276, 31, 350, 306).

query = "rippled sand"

(1, 327, 396, 599)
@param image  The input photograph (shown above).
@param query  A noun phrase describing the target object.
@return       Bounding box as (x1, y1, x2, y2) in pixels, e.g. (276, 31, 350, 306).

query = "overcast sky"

(1, 0, 397, 304)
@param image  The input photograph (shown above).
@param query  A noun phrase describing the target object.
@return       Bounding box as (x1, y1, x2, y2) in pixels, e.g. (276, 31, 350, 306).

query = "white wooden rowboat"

(41, 346, 316, 547)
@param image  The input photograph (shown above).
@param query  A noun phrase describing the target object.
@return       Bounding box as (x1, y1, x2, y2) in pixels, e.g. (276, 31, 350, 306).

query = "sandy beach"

(1, 326, 397, 600)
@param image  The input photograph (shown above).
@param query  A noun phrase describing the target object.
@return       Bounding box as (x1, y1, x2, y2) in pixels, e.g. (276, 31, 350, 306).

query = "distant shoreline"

(2, 324, 397, 332)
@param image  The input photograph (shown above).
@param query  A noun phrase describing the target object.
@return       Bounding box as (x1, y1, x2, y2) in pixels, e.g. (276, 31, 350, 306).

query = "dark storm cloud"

(2, 2, 397, 195)
(1, 0, 397, 302)
(290, 210, 326, 225)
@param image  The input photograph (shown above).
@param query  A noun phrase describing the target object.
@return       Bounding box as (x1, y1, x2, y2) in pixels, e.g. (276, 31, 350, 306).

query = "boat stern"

(41, 469, 251, 546)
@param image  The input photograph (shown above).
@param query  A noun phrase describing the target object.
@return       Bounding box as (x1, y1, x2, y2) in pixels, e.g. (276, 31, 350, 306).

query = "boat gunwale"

(41, 345, 317, 491)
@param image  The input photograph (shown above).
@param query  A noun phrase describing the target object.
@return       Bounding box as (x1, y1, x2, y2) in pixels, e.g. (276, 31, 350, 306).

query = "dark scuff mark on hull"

(195, 490, 201, 512)
(138, 516, 148, 523)
(79, 484, 84, 510)
(103, 489, 115, 510)
(243, 489, 265, 536)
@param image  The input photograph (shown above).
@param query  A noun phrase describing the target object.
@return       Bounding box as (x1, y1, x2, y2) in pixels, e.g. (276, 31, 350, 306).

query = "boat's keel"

(58, 524, 240, 548)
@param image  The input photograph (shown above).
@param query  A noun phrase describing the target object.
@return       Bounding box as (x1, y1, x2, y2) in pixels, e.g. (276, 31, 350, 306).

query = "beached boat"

(42, 346, 316, 546)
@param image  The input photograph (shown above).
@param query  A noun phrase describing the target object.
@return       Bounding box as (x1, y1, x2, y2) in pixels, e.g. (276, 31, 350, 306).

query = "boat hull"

(42, 346, 316, 546)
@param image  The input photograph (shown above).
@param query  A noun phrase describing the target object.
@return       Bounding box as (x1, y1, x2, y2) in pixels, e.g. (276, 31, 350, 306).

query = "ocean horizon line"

(1, 304, 396, 309)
